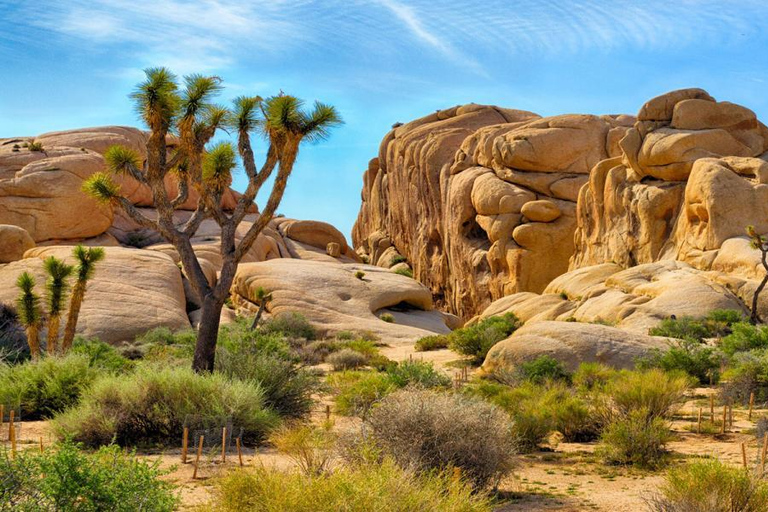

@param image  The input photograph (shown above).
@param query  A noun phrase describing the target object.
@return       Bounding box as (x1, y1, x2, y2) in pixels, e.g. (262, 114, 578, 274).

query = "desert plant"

(328, 371, 395, 417)
(249, 286, 272, 329)
(355, 270, 365, 280)
(0, 304, 27, 364)
(637, 339, 722, 384)
(61, 245, 105, 352)
(0, 354, 100, 419)
(649, 309, 742, 341)
(385, 360, 452, 389)
(259, 312, 316, 340)
(747, 225, 768, 324)
(15, 272, 42, 360)
(719, 322, 768, 356)
(42, 256, 74, 355)
(82, 69, 342, 373)
(70, 337, 134, 373)
(601, 368, 691, 422)
(720, 349, 768, 405)
(205, 458, 491, 512)
(26, 141, 44, 152)
(379, 312, 395, 323)
(327, 348, 368, 370)
(270, 424, 335, 476)
(415, 334, 449, 351)
(393, 267, 413, 278)
(517, 355, 571, 384)
(572, 361, 616, 391)
(448, 313, 520, 364)
(0, 439, 178, 511)
(597, 408, 671, 468)
(647, 458, 768, 511)
(362, 388, 516, 489)
(55, 366, 279, 447)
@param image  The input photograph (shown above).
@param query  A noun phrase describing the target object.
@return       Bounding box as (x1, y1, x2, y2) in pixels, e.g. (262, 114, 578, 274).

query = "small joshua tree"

(61, 245, 105, 352)
(83, 68, 342, 372)
(15, 272, 42, 359)
(250, 286, 272, 330)
(43, 256, 74, 355)
(747, 225, 768, 324)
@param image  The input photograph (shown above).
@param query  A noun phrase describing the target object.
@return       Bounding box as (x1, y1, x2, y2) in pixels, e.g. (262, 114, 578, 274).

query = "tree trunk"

(751, 273, 768, 324)
(47, 316, 59, 355)
(61, 284, 85, 353)
(250, 302, 266, 330)
(192, 294, 225, 373)
(27, 325, 40, 360)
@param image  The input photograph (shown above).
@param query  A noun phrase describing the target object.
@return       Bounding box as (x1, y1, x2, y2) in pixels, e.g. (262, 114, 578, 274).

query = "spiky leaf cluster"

(130, 67, 179, 131)
(15, 272, 41, 327)
(82, 172, 121, 204)
(43, 256, 74, 316)
(202, 142, 237, 188)
(104, 145, 142, 175)
(73, 245, 106, 282)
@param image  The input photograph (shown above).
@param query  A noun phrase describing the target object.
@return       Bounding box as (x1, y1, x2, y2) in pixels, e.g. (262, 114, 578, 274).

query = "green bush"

(0, 439, 178, 511)
(297, 340, 341, 364)
(327, 349, 368, 371)
(648, 458, 768, 511)
(393, 267, 413, 278)
(720, 349, 768, 405)
(55, 366, 280, 447)
(649, 310, 742, 341)
(363, 388, 516, 489)
(720, 323, 768, 356)
(601, 368, 691, 421)
(379, 313, 395, 323)
(133, 327, 197, 363)
(517, 355, 572, 384)
(597, 408, 671, 468)
(448, 313, 521, 364)
(0, 354, 100, 419)
(259, 312, 316, 340)
(0, 303, 28, 364)
(206, 458, 491, 512)
(572, 362, 616, 391)
(415, 335, 449, 352)
(385, 360, 451, 389)
(329, 371, 396, 417)
(636, 339, 721, 385)
(71, 337, 134, 373)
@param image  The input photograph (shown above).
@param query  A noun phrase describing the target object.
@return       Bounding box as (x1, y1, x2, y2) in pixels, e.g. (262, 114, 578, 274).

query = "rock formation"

(0, 127, 452, 345)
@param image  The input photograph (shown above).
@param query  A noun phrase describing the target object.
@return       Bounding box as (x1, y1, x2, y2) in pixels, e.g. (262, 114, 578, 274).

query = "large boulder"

(482, 321, 669, 373)
(0, 224, 34, 263)
(231, 258, 449, 343)
(0, 246, 189, 344)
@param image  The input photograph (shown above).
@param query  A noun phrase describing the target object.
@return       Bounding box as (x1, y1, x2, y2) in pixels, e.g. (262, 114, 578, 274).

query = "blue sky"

(2, 1, 768, 239)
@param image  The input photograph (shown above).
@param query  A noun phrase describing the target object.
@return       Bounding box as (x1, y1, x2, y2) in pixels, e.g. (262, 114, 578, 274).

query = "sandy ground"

(4, 374, 766, 511)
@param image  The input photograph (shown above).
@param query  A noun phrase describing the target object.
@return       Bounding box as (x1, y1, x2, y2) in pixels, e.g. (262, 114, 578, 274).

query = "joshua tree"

(61, 245, 105, 352)
(43, 256, 74, 355)
(83, 68, 342, 372)
(15, 272, 42, 359)
(747, 225, 768, 324)
(250, 286, 272, 330)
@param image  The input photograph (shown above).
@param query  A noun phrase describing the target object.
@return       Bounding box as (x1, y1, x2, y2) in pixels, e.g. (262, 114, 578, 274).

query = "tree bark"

(192, 294, 225, 373)
(47, 316, 59, 355)
(26, 325, 40, 360)
(250, 302, 266, 330)
(61, 284, 85, 353)
(751, 248, 768, 324)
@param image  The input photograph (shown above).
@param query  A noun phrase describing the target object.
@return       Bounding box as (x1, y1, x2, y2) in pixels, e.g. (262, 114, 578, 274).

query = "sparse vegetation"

(637, 338, 722, 384)
(448, 313, 521, 364)
(415, 334, 449, 351)
(355, 270, 365, 280)
(393, 267, 413, 278)
(327, 348, 368, 370)
(270, 424, 335, 476)
(27, 141, 44, 152)
(379, 312, 395, 323)
(597, 409, 671, 468)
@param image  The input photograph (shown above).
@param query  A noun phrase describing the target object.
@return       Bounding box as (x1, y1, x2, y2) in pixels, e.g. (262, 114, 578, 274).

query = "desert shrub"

(296, 339, 341, 364)
(719, 322, 768, 356)
(649, 309, 742, 341)
(55, 366, 279, 447)
(363, 388, 516, 489)
(0, 303, 28, 364)
(206, 458, 491, 512)
(329, 371, 396, 417)
(415, 335, 449, 351)
(259, 312, 316, 340)
(448, 313, 521, 364)
(597, 408, 671, 468)
(270, 424, 335, 476)
(393, 267, 413, 278)
(355, 271, 365, 280)
(647, 458, 768, 512)
(601, 368, 691, 422)
(385, 360, 451, 389)
(134, 327, 197, 362)
(340, 338, 379, 358)
(216, 346, 318, 419)
(636, 339, 721, 384)
(572, 362, 616, 391)
(71, 337, 134, 373)
(0, 354, 100, 419)
(720, 349, 768, 405)
(756, 416, 768, 442)
(328, 349, 368, 371)
(379, 313, 395, 323)
(0, 439, 178, 511)
(517, 355, 572, 384)
(27, 141, 44, 152)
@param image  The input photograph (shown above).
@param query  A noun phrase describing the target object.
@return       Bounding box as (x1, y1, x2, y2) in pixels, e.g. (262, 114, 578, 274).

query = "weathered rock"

(482, 321, 669, 373)
(232, 258, 449, 343)
(0, 246, 189, 343)
(0, 224, 34, 263)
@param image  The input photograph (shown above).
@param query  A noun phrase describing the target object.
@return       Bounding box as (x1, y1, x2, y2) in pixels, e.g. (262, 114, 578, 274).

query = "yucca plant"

(82, 68, 342, 372)
(747, 225, 768, 324)
(61, 245, 105, 352)
(15, 272, 42, 359)
(42, 256, 74, 355)
(250, 286, 272, 329)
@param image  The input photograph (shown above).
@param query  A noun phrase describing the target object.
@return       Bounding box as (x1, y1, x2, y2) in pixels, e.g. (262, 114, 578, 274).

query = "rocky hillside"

(0, 127, 452, 345)
(353, 89, 768, 327)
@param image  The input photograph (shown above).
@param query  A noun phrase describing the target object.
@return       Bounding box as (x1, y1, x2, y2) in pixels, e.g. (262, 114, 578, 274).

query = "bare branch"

(115, 197, 161, 232)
